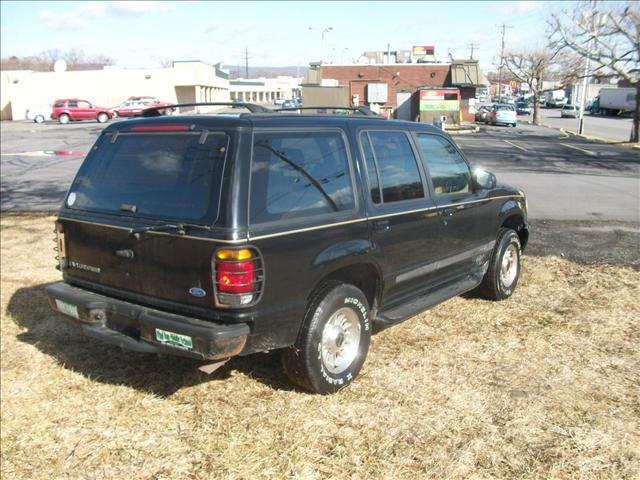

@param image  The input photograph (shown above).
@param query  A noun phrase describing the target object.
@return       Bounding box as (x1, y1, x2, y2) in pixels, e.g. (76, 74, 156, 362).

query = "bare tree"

(549, 1, 640, 142)
(503, 49, 558, 125)
(63, 48, 86, 67)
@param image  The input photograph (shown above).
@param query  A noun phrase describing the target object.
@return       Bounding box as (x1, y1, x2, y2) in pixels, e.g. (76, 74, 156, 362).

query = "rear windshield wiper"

(128, 222, 212, 237)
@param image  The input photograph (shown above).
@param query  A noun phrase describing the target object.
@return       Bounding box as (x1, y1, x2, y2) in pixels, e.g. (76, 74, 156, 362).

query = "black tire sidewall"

(302, 285, 371, 394)
(97, 113, 108, 123)
(494, 230, 521, 298)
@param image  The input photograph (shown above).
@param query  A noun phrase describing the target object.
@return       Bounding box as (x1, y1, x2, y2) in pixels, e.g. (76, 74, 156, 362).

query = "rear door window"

(67, 131, 230, 223)
(250, 131, 355, 225)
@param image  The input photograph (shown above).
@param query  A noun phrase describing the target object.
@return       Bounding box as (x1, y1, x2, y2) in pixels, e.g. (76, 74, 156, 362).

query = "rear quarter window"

(250, 131, 355, 225)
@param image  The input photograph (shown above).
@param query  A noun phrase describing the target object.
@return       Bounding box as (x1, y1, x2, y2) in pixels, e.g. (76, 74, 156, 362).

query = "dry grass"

(1, 214, 639, 480)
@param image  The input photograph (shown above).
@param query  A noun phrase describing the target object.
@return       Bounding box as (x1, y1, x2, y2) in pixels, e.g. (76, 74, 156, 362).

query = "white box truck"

(590, 87, 636, 115)
(543, 90, 567, 108)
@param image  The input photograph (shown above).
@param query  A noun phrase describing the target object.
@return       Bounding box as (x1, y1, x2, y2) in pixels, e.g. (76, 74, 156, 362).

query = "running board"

(375, 274, 481, 325)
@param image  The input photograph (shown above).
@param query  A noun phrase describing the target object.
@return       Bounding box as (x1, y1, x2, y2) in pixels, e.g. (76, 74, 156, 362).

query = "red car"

(51, 99, 113, 124)
(112, 99, 148, 118)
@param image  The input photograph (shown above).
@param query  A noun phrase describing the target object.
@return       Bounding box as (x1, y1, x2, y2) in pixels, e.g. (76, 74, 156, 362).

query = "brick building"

(305, 60, 486, 124)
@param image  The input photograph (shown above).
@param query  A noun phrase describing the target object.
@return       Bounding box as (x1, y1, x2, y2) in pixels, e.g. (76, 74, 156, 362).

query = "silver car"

(561, 104, 579, 118)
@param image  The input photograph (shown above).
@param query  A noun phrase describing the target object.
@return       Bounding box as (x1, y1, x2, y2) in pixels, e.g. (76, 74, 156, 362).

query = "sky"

(0, 1, 591, 74)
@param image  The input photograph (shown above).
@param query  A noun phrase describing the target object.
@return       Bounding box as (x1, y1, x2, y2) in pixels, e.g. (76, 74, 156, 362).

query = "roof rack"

(142, 102, 272, 117)
(274, 106, 382, 117)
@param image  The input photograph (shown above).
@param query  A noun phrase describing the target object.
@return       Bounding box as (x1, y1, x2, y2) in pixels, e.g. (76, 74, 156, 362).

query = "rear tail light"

(54, 221, 67, 270)
(212, 248, 264, 307)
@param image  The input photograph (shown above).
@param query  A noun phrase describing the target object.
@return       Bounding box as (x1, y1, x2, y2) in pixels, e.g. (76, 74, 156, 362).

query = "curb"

(525, 120, 640, 149)
(446, 126, 480, 135)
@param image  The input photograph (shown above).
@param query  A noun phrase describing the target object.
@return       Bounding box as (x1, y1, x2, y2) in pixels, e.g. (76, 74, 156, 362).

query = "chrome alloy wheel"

(321, 307, 361, 375)
(500, 244, 519, 288)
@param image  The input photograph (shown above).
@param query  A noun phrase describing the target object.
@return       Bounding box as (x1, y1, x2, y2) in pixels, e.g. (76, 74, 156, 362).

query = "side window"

(67, 101, 78, 108)
(78, 101, 91, 109)
(250, 131, 355, 224)
(416, 134, 471, 196)
(368, 131, 424, 203)
(359, 133, 381, 204)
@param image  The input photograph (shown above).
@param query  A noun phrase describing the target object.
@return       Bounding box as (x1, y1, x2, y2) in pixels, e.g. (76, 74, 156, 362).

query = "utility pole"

(496, 24, 512, 103)
(467, 42, 479, 60)
(245, 46, 249, 78)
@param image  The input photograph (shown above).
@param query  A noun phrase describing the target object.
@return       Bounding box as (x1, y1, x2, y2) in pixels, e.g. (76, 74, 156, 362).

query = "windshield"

(66, 131, 230, 224)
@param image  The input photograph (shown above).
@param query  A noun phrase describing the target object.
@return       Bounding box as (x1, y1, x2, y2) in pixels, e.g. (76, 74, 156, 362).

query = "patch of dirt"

(527, 219, 640, 270)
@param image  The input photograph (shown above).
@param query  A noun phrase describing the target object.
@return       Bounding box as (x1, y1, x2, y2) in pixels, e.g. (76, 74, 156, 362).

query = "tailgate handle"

(115, 249, 135, 259)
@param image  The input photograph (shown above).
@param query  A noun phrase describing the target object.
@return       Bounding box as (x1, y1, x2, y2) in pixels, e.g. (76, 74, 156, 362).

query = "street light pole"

(578, 8, 601, 135)
(321, 27, 333, 64)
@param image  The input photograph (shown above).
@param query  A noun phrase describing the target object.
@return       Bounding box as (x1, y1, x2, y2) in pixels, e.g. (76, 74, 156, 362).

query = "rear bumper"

(45, 282, 249, 361)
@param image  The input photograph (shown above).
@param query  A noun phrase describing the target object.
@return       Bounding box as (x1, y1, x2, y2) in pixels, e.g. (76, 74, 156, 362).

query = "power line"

(496, 24, 513, 102)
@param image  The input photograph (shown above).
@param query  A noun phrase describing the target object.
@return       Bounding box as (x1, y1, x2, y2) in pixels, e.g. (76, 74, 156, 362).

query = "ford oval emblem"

(189, 287, 206, 298)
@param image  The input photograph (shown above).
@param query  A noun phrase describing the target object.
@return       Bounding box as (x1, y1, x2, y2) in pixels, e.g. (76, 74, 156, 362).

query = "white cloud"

(107, 1, 175, 16)
(492, 1, 544, 16)
(38, 10, 86, 30)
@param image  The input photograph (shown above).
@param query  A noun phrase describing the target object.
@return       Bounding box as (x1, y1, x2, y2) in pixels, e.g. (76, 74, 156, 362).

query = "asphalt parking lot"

(1, 118, 639, 268)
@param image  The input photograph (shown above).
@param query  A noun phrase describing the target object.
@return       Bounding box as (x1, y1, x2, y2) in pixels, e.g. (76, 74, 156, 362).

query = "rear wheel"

(58, 114, 70, 124)
(479, 228, 521, 300)
(97, 112, 108, 123)
(282, 283, 371, 394)
(34, 115, 45, 123)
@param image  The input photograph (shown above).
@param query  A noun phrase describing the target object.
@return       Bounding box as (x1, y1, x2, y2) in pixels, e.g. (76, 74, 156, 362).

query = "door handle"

(441, 205, 466, 217)
(374, 220, 390, 232)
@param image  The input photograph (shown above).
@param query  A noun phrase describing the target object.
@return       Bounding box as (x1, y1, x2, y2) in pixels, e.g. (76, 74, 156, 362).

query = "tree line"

(1, 48, 113, 72)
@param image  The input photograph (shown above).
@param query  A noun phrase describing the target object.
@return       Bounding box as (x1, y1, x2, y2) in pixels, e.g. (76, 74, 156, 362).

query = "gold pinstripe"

(59, 194, 524, 244)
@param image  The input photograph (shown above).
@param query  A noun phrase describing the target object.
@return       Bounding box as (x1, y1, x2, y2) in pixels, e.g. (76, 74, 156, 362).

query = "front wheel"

(478, 228, 521, 300)
(34, 115, 45, 123)
(282, 283, 371, 394)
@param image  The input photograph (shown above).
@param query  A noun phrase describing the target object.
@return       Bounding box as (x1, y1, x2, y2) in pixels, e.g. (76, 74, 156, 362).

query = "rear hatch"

(59, 124, 236, 313)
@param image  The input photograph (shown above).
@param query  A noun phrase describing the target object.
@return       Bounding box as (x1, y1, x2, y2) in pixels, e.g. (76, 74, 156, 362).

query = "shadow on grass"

(8, 283, 297, 397)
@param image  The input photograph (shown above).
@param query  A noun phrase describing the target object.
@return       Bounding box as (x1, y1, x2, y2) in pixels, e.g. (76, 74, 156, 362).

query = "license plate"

(55, 299, 79, 319)
(155, 328, 193, 350)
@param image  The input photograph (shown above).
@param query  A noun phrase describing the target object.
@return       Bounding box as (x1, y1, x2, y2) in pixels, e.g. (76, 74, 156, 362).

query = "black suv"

(46, 103, 529, 394)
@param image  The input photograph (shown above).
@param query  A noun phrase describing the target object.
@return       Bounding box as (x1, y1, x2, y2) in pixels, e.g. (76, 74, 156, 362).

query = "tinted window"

(250, 131, 354, 224)
(359, 132, 381, 203)
(369, 131, 424, 203)
(495, 105, 514, 111)
(68, 132, 229, 223)
(68, 101, 78, 108)
(416, 134, 471, 196)
(54, 102, 64, 108)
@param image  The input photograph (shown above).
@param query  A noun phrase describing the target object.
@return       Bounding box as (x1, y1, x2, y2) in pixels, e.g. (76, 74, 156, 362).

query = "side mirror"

(472, 169, 496, 190)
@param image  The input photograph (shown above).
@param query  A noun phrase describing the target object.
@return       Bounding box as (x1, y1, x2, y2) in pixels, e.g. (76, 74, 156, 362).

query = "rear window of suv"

(66, 131, 230, 223)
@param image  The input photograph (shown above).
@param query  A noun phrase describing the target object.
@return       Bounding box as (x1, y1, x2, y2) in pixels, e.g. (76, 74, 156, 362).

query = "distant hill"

(227, 66, 308, 79)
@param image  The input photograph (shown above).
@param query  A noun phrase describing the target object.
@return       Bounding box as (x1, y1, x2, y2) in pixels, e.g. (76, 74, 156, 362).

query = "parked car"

(475, 104, 493, 122)
(561, 104, 579, 118)
(112, 100, 149, 118)
(46, 103, 529, 394)
(515, 102, 531, 115)
(486, 104, 517, 127)
(127, 96, 174, 115)
(281, 99, 300, 109)
(51, 99, 113, 124)
(25, 104, 52, 123)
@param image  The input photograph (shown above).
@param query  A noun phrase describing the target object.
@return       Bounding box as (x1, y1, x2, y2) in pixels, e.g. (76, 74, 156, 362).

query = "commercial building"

(303, 58, 487, 124)
(1, 61, 302, 120)
(229, 77, 302, 103)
